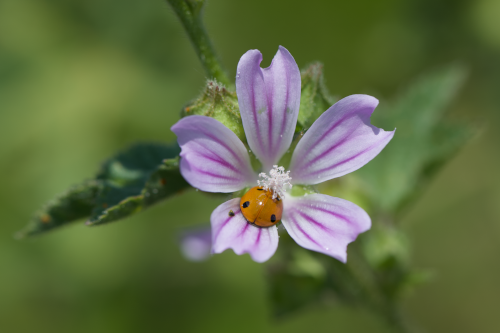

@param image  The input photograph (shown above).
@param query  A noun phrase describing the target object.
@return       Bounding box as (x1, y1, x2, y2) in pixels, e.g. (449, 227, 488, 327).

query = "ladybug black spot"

(257, 188, 263, 191)
(242, 201, 250, 208)
(271, 214, 276, 222)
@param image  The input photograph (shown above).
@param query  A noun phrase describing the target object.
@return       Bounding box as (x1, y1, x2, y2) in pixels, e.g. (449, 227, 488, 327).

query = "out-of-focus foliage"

(356, 65, 470, 214)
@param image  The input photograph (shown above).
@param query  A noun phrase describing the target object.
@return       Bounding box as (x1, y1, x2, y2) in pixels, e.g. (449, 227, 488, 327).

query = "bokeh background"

(1, 0, 500, 332)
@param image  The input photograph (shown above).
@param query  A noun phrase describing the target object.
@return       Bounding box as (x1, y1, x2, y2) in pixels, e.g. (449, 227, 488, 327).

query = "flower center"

(257, 165, 292, 200)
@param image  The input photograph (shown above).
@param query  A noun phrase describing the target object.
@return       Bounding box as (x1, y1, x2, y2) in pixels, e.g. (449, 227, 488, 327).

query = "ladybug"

(239, 186, 283, 227)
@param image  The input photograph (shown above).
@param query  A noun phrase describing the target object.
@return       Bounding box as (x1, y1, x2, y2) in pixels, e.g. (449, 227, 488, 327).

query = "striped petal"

(236, 46, 301, 171)
(211, 198, 279, 263)
(171, 116, 256, 193)
(282, 194, 371, 262)
(289, 94, 395, 185)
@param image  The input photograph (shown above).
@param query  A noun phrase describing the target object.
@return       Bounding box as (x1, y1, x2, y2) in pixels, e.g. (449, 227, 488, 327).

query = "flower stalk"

(166, 0, 231, 86)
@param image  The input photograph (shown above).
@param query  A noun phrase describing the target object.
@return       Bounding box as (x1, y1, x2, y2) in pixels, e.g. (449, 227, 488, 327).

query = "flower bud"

(181, 79, 246, 143)
(298, 62, 337, 129)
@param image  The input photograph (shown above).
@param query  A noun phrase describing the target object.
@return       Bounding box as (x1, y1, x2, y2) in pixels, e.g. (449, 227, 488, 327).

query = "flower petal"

(171, 116, 256, 193)
(236, 46, 301, 171)
(178, 226, 212, 262)
(282, 194, 371, 262)
(289, 94, 395, 185)
(211, 198, 279, 263)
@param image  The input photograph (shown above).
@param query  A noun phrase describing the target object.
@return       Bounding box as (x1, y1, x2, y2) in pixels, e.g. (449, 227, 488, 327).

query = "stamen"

(257, 165, 292, 200)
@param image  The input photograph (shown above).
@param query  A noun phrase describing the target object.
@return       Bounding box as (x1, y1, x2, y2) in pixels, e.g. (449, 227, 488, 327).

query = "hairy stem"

(166, 0, 230, 86)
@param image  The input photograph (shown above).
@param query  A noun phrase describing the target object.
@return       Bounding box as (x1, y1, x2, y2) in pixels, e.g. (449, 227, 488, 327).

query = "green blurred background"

(1, 0, 500, 332)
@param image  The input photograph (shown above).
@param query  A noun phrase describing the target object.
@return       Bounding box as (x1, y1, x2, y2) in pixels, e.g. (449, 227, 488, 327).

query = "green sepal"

(181, 79, 246, 143)
(297, 62, 337, 129)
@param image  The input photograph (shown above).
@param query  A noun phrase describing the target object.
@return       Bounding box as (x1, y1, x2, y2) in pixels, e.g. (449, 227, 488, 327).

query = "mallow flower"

(171, 46, 395, 263)
(178, 226, 212, 262)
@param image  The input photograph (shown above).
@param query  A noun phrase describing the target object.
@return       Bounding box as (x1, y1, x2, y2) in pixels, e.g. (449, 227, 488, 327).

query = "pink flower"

(171, 46, 395, 263)
(178, 226, 212, 262)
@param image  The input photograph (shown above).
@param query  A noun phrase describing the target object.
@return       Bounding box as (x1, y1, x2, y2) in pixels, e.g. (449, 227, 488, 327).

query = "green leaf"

(16, 180, 103, 238)
(18, 142, 190, 237)
(354, 65, 471, 213)
(88, 155, 189, 226)
(87, 142, 189, 225)
(181, 79, 246, 142)
(297, 62, 337, 129)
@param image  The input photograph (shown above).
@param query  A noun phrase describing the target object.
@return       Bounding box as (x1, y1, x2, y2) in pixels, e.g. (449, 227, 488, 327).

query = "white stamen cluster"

(258, 165, 292, 200)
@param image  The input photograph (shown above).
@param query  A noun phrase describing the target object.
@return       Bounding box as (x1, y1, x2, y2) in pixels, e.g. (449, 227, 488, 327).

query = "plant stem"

(166, 0, 231, 86)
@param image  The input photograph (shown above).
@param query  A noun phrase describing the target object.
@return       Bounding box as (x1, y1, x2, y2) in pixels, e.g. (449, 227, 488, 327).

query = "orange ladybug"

(239, 186, 283, 227)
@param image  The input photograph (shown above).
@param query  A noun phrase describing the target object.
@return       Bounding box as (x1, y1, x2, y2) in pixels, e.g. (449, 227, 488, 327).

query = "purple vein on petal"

(291, 113, 354, 173)
(203, 130, 246, 166)
(289, 213, 322, 248)
(253, 228, 263, 251)
(296, 210, 352, 238)
(214, 210, 242, 242)
(193, 168, 240, 181)
(276, 62, 291, 157)
(196, 152, 241, 174)
(295, 210, 334, 234)
(308, 113, 353, 153)
(308, 132, 393, 176)
(250, 74, 266, 155)
(296, 202, 352, 225)
(299, 134, 351, 172)
(237, 222, 251, 238)
(192, 140, 248, 175)
(265, 74, 274, 158)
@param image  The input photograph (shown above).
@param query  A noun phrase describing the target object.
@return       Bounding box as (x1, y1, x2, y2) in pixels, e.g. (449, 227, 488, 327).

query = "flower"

(171, 46, 395, 263)
(178, 226, 212, 262)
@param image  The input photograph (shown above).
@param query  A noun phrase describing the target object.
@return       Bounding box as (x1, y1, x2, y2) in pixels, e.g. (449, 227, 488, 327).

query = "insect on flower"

(171, 46, 395, 263)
